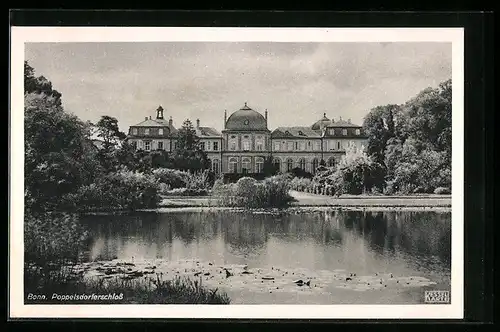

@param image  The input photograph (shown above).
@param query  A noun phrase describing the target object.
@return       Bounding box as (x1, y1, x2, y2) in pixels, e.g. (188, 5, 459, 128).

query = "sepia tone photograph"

(10, 27, 464, 319)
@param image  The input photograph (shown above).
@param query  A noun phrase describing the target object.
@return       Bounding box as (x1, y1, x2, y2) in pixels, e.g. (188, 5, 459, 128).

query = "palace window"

(255, 157, 264, 173)
(132, 128, 138, 135)
(342, 129, 347, 136)
(212, 159, 220, 174)
(295, 142, 299, 150)
(299, 158, 306, 170)
(230, 142, 236, 151)
(274, 142, 280, 151)
(287, 141, 293, 151)
(273, 158, 281, 172)
(256, 136, 263, 151)
(312, 159, 319, 173)
(213, 141, 219, 151)
(229, 157, 238, 173)
(315, 141, 321, 151)
(328, 157, 335, 167)
(242, 141, 251, 151)
(242, 157, 251, 174)
(200, 142, 205, 151)
(145, 128, 150, 135)
(307, 141, 312, 150)
(287, 159, 293, 172)
(300, 141, 305, 151)
(159, 128, 164, 135)
(132, 141, 137, 150)
(206, 141, 211, 151)
(157, 141, 164, 150)
(338, 142, 341, 150)
(329, 128, 335, 135)
(355, 129, 361, 135)
(144, 141, 151, 151)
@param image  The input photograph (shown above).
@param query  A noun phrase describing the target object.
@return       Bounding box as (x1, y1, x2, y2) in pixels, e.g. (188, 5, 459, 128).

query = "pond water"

(80, 209, 451, 304)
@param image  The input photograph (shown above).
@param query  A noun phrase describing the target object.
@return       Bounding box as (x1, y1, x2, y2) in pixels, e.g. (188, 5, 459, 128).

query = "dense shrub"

(61, 170, 160, 211)
(24, 212, 88, 265)
(212, 175, 294, 208)
(289, 177, 313, 191)
(152, 168, 189, 189)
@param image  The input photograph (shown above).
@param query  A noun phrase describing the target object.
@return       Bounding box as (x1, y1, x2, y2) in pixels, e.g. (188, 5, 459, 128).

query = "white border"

(9, 27, 464, 319)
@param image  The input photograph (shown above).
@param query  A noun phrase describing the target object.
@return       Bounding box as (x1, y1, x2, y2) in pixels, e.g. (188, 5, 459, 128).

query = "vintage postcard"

(9, 27, 464, 319)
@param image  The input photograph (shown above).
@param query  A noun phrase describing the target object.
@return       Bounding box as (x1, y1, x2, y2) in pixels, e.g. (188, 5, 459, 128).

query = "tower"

(156, 105, 164, 120)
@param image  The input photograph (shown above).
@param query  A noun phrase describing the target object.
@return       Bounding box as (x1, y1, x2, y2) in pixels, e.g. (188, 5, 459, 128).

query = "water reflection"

(80, 210, 451, 282)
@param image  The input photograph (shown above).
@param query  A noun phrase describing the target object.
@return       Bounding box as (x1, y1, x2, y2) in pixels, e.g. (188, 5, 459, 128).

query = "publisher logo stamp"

(424, 290, 450, 304)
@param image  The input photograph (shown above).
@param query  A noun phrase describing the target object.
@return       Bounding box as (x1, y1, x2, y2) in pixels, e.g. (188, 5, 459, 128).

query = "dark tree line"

(362, 79, 452, 194)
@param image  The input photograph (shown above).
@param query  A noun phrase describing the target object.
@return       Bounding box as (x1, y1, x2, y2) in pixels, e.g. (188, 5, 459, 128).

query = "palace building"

(126, 103, 368, 175)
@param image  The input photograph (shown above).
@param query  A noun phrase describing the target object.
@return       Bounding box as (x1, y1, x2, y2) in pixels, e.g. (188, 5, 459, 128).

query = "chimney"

(196, 118, 200, 128)
(145, 116, 148, 121)
(169, 116, 173, 127)
(348, 118, 351, 124)
(265, 109, 268, 123)
(224, 110, 227, 129)
(323, 112, 327, 118)
(149, 116, 152, 120)
(339, 116, 343, 121)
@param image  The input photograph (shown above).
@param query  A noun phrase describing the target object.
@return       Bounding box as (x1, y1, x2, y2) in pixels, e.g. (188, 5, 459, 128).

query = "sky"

(25, 42, 451, 133)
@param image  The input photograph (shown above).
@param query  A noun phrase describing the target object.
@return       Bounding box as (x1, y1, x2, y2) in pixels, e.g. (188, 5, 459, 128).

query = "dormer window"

(355, 129, 361, 135)
(329, 129, 335, 135)
(342, 129, 347, 136)
(285, 131, 291, 135)
(145, 128, 150, 135)
(244, 119, 249, 125)
(298, 131, 304, 136)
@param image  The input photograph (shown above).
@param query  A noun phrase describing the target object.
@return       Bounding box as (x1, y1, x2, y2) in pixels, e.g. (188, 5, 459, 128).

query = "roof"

(196, 126, 222, 138)
(311, 113, 362, 129)
(131, 118, 168, 127)
(326, 119, 362, 128)
(225, 103, 268, 131)
(311, 113, 331, 130)
(271, 126, 322, 138)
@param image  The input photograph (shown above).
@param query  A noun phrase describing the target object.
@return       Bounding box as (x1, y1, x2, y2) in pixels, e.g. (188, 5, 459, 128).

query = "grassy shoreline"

(156, 191, 451, 209)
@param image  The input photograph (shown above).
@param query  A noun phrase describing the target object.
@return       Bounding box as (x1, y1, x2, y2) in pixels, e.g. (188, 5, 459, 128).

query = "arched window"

(212, 159, 220, 174)
(242, 157, 251, 174)
(312, 158, 319, 174)
(299, 158, 306, 170)
(328, 157, 336, 167)
(273, 158, 281, 173)
(255, 157, 264, 173)
(286, 158, 294, 172)
(229, 157, 238, 173)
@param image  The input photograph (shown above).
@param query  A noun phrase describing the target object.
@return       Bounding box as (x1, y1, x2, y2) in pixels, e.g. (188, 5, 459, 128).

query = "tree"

(24, 61, 62, 105)
(95, 115, 126, 148)
(25, 93, 101, 210)
(362, 104, 399, 166)
(262, 156, 279, 176)
(362, 79, 452, 194)
(171, 119, 209, 172)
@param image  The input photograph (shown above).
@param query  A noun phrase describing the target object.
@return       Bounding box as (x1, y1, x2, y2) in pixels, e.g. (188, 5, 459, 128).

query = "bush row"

(212, 175, 294, 208)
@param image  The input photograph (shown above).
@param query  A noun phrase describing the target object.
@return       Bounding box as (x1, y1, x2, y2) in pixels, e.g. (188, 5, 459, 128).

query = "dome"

(311, 113, 332, 130)
(225, 103, 268, 131)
